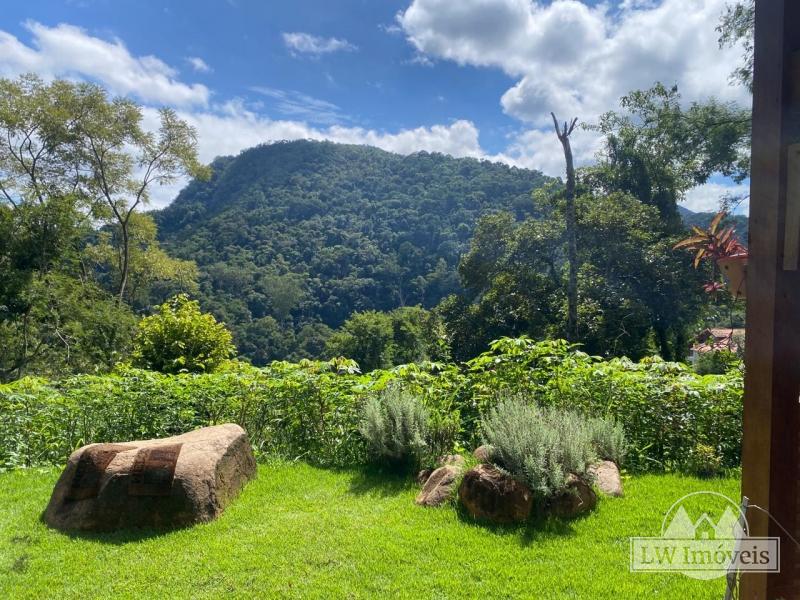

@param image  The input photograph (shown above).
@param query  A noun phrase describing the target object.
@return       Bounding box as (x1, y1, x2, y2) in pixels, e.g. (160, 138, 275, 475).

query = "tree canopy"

(156, 140, 550, 364)
(0, 75, 204, 381)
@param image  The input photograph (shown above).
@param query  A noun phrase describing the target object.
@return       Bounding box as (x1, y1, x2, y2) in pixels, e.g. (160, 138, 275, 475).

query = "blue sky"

(0, 0, 750, 210)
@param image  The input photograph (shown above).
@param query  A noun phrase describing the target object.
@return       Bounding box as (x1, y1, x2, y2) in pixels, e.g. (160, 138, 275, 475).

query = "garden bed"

(1, 461, 738, 599)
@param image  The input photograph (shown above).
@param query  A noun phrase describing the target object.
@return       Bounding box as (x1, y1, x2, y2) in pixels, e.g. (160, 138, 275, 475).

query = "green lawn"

(0, 463, 739, 599)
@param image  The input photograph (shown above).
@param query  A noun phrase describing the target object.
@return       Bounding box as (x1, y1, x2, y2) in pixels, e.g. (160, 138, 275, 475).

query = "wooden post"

(741, 1, 800, 597)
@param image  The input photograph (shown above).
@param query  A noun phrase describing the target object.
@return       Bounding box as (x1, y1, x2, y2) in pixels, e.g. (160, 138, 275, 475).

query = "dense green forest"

(155, 141, 550, 362)
(1, 73, 751, 380)
(155, 82, 750, 366)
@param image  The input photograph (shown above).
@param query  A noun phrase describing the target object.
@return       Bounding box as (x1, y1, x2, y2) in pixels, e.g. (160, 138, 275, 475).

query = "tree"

(0, 75, 209, 380)
(584, 83, 751, 227)
(0, 273, 136, 381)
(132, 294, 235, 374)
(325, 306, 450, 371)
(261, 273, 306, 322)
(84, 212, 198, 309)
(551, 113, 579, 341)
(444, 189, 707, 361)
(576, 193, 706, 360)
(0, 76, 135, 379)
(74, 93, 209, 301)
(441, 208, 565, 361)
(326, 310, 395, 371)
(0, 76, 90, 272)
(718, 0, 755, 92)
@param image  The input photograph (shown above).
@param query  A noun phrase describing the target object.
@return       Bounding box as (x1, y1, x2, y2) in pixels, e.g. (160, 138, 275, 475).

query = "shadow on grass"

(37, 511, 189, 545)
(346, 465, 416, 498)
(454, 500, 592, 547)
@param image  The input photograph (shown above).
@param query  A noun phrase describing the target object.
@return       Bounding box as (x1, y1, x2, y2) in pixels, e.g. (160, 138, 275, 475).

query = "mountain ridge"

(155, 140, 552, 363)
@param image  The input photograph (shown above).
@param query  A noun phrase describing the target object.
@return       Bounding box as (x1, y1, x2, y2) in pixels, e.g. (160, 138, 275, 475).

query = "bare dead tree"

(551, 112, 579, 342)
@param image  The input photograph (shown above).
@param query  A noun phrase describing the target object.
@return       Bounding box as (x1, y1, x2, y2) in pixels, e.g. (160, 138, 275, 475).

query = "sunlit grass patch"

(0, 463, 739, 599)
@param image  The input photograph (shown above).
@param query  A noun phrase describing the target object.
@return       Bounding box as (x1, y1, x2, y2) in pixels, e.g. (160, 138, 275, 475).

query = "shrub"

(0, 337, 742, 476)
(586, 416, 627, 465)
(481, 398, 619, 498)
(694, 350, 741, 375)
(546, 355, 743, 471)
(687, 443, 723, 478)
(376, 362, 465, 458)
(358, 386, 429, 469)
(132, 295, 235, 374)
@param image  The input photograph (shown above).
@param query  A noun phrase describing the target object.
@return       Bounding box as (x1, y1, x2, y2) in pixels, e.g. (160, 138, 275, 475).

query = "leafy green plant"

(0, 337, 742, 475)
(358, 386, 429, 469)
(694, 349, 741, 375)
(687, 443, 723, 478)
(132, 294, 235, 374)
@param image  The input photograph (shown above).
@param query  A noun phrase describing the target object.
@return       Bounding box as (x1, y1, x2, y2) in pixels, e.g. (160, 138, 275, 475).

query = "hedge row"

(0, 338, 742, 473)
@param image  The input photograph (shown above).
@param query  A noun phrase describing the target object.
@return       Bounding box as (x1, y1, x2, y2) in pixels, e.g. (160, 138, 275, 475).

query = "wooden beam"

(742, 1, 800, 597)
(784, 145, 800, 270)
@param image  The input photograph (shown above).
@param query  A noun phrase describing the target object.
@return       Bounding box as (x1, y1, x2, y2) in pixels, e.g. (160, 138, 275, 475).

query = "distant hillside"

(155, 140, 551, 364)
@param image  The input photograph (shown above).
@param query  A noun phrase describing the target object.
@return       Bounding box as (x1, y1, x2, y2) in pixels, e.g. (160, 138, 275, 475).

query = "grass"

(0, 462, 739, 599)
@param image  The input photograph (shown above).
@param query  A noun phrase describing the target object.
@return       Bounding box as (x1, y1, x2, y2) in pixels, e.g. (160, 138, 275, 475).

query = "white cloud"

(398, 0, 751, 189)
(493, 125, 604, 176)
(399, 0, 748, 127)
(282, 32, 358, 56)
(682, 181, 750, 214)
(186, 56, 211, 73)
(405, 53, 434, 67)
(0, 21, 209, 106)
(379, 22, 404, 35)
(251, 87, 347, 125)
(175, 101, 483, 165)
(326, 119, 482, 157)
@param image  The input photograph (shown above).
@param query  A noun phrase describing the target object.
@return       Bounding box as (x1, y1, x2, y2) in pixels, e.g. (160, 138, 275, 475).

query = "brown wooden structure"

(741, 1, 800, 597)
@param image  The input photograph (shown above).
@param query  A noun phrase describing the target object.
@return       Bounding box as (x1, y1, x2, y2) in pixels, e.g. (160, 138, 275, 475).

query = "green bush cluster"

(0, 337, 742, 474)
(482, 399, 604, 498)
(693, 349, 742, 375)
(359, 386, 429, 469)
(465, 338, 742, 472)
(132, 295, 235, 374)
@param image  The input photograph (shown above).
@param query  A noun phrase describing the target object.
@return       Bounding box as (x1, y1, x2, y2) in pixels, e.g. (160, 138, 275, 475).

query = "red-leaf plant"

(673, 211, 747, 296)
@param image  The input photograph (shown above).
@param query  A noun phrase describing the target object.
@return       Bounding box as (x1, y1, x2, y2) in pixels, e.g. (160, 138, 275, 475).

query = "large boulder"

(416, 468, 434, 486)
(417, 455, 465, 488)
(458, 464, 533, 523)
(588, 460, 623, 497)
(438, 454, 466, 469)
(44, 424, 256, 532)
(415, 464, 462, 507)
(548, 474, 597, 518)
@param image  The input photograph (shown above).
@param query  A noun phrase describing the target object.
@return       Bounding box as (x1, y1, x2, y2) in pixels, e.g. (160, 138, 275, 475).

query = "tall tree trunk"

(118, 221, 130, 302)
(551, 113, 579, 342)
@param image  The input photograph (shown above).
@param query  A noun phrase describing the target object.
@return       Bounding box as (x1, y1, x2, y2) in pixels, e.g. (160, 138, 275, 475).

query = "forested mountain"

(155, 140, 551, 364)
